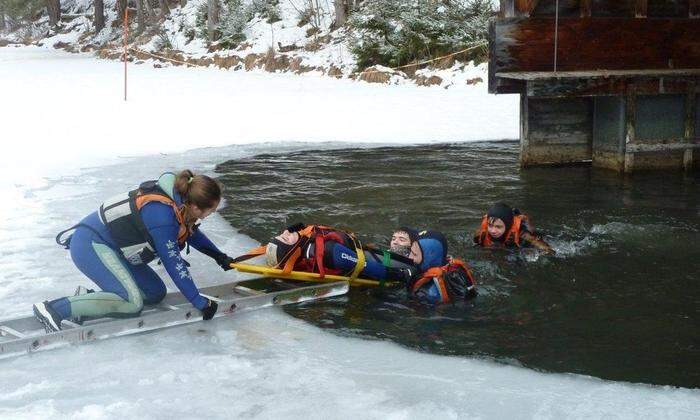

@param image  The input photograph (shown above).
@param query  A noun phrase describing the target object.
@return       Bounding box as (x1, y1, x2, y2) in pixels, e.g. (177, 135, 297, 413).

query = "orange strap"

(231, 243, 304, 273)
(411, 267, 444, 292)
(411, 258, 476, 304)
(281, 247, 302, 274)
(135, 193, 189, 243)
(231, 245, 267, 264)
(294, 225, 356, 279)
(412, 267, 450, 304)
(507, 215, 523, 246)
(476, 214, 490, 246)
(232, 225, 359, 277)
(449, 258, 476, 286)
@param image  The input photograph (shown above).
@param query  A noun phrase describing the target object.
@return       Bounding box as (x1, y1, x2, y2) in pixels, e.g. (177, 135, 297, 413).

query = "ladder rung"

(234, 285, 264, 296)
(60, 320, 81, 329)
(0, 326, 26, 338)
(159, 304, 180, 311)
(199, 293, 222, 302)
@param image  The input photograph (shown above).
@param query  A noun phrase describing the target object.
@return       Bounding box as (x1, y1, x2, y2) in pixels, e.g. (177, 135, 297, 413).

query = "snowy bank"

(1, 0, 492, 88)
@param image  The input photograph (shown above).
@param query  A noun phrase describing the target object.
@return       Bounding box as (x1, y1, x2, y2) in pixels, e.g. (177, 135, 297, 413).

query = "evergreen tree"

(348, 0, 494, 70)
(3, 0, 44, 30)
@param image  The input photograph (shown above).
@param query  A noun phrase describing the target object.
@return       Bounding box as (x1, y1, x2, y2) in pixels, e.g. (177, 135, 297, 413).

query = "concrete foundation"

(520, 89, 698, 172)
(520, 96, 592, 167)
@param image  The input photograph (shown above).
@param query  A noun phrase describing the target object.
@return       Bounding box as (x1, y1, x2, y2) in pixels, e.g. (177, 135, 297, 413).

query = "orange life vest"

(410, 258, 476, 303)
(234, 225, 361, 279)
(134, 192, 191, 245)
(475, 214, 529, 247)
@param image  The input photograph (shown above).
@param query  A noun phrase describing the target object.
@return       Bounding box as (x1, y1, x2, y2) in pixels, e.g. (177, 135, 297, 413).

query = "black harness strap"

(55, 223, 112, 250)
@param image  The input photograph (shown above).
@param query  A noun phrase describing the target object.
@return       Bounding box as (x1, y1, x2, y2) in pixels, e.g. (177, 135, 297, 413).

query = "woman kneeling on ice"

(33, 170, 235, 332)
(473, 202, 554, 254)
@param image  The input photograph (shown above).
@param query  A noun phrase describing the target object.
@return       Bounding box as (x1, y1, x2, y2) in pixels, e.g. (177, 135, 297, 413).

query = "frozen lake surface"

(0, 47, 697, 419)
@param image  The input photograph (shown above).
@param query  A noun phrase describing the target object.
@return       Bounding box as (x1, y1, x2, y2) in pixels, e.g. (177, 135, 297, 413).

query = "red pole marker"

(124, 6, 128, 101)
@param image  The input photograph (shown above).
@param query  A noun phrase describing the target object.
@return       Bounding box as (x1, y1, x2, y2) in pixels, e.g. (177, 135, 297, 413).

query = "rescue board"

(0, 280, 348, 359)
(231, 263, 399, 288)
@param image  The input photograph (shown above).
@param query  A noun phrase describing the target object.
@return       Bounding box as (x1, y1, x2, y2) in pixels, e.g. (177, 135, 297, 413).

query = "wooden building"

(489, 0, 700, 172)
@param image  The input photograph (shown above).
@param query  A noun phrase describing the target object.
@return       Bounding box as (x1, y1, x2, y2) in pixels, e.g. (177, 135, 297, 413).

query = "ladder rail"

(0, 280, 348, 359)
(0, 326, 26, 339)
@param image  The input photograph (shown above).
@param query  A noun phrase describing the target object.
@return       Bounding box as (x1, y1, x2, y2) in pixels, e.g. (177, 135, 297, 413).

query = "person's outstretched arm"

(188, 228, 234, 270)
(520, 231, 555, 254)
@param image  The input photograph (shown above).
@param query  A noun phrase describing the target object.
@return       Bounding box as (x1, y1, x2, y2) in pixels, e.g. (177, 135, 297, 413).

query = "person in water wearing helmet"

(390, 227, 476, 303)
(473, 202, 554, 254)
(263, 223, 416, 284)
(33, 170, 236, 332)
(389, 227, 447, 272)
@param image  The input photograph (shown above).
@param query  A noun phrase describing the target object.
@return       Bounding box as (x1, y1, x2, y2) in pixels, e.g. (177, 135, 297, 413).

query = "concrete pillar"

(520, 94, 530, 168)
(592, 95, 626, 172)
(623, 88, 636, 173)
(684, 84, 696, 171)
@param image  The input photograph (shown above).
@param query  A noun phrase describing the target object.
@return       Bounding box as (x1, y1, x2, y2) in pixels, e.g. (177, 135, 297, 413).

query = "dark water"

(216, 142, 700, 388)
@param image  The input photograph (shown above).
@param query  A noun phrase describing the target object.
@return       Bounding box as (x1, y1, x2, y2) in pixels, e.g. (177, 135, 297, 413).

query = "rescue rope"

(124, 40, 488, 77)
(128, 47, 200, 67)
(354, 41, 488, 76)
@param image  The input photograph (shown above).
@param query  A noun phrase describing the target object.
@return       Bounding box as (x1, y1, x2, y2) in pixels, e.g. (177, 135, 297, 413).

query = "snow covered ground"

(1, 46, 699, 419)
(3, 0, 493, 87)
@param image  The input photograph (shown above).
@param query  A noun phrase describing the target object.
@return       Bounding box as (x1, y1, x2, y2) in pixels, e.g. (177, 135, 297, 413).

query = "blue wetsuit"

(325, 243, 391, 280)
(414, 230, 449, 303)
(50, 194, 221, 320)
(324, 233, 447, 294)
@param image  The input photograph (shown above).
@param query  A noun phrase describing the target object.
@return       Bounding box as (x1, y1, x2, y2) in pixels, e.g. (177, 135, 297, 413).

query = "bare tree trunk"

(207, 0, 219, 41)
(94, 0, 105, 32)
(136, 0, 145, 32)
(314, 0, 321, 27)
(333, 0, 346, 28)
(46, 0, 61, 29)
(158, 0, 170, 19)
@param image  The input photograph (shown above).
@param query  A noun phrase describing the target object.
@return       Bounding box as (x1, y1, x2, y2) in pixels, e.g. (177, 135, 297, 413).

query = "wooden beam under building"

(495, 69, 700, 97)
(523, 76, 699, 98)
(490, 18, 700, 81)
(626, 141, 700, 153)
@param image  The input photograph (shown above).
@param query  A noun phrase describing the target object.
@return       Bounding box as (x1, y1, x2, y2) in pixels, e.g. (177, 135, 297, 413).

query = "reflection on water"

(216, 142, 700, 388)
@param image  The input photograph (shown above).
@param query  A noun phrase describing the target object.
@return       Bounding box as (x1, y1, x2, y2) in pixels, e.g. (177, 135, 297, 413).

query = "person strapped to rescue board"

(33, 170, 236, 332)
(473, 202, 554, 254)
(391, 227, 477, 304)
(234, 223, 418, 285)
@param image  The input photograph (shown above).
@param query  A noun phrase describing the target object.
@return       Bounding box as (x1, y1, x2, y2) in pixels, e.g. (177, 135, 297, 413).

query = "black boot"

(33, 301, 63, 332)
